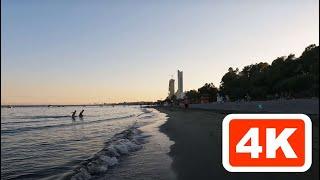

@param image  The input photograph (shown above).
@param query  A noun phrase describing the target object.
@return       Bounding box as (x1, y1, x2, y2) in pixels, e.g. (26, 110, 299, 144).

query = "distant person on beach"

(71, 110, 76, 119)
(184, 99, 189, 109)
(184, 103, 189, 109)
(79, 110, 84, 118)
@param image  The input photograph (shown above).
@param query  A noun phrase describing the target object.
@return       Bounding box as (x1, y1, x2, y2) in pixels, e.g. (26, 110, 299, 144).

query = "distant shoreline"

(1, 104, 107, 108)
(1, 104, 154, 108)
(3, 98, 319, 115)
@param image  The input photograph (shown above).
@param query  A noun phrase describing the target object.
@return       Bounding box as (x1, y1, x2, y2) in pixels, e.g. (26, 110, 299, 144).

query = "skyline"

(1, 0, 319, 105)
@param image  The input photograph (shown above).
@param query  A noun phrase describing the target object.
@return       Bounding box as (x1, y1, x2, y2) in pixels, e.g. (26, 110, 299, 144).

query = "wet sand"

(101, 109, 176, 180)
(157, 107, 319, 180)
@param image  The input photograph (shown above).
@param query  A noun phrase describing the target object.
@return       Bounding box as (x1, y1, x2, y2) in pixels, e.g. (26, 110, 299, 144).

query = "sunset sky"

(1, 0, 319, 105)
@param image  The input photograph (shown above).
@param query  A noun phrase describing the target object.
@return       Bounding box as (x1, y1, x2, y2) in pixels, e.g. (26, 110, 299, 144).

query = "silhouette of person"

(79, 110, 84, 118)
(71, 110, 76, 120)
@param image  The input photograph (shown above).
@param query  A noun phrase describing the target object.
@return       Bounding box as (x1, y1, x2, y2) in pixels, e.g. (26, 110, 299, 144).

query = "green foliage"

(181, 44, 319, 104)
(220, 44, 319, 100)
(198, 83, 218, 102)
(185, 83, 218, 103)
(185, 90, 199, 103)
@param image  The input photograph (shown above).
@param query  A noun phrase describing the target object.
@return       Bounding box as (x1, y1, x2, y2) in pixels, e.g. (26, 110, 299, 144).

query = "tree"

(219, 44, 319, 100)
(198, 83, 218, 102)
(185, 90, 199, 104)
(184, 83, 219, 103)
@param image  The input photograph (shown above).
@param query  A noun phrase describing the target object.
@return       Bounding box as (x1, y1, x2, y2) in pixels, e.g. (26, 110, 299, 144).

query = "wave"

(136, 108, 153, 117)
(1, 118, 70, 125)
(66, 124, 150, 180)
(138, 114, 155, 119)
(1, 115, 77, 125)
(15, 115, 72, 119)
(1, 115, 135, 135)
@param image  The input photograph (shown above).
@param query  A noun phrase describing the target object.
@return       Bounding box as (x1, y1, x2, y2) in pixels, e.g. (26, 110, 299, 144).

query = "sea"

(1, 105, 175, 180)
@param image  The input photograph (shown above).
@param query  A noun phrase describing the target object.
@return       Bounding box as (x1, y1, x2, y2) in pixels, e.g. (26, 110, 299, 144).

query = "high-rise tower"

(168, 79, 175, 98)
(176, 70, 184, 99)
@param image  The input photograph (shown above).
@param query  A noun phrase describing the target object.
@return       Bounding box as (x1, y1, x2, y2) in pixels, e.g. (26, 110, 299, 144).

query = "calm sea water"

(1, 106, 175, 180)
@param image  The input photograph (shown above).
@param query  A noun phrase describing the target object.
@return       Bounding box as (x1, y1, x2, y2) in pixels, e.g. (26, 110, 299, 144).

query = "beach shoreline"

(156, 107, 319, 180)
(102, 108, 176, 180)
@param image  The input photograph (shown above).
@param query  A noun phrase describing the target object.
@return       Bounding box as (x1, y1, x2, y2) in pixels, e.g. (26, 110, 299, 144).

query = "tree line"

(182, 44, 319, 103)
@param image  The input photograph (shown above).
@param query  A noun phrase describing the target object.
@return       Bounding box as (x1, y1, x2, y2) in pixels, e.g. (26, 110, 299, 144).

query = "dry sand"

(157, 107, 319, 180)
(190, 98, 319, 115)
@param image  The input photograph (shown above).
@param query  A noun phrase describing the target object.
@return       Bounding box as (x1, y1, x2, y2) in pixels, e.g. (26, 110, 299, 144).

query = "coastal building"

(176, 70, 184, 99)
(168, 79, 175, 98)
(166, 70, 185, 100)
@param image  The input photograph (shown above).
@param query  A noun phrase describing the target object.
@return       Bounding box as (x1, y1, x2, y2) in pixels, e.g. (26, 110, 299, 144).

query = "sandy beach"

(157, 107, 319, 180)
(190, 98, 319, 115)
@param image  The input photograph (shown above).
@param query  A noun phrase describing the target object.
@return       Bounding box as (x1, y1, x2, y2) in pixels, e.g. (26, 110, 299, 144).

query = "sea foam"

(70, 124, 146, 180)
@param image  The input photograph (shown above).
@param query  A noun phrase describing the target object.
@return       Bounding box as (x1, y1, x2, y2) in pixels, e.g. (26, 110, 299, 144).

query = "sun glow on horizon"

(1, 0, 319, 105)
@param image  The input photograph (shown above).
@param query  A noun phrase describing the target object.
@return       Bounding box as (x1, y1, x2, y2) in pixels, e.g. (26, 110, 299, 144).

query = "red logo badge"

(222, 114, 312, 172)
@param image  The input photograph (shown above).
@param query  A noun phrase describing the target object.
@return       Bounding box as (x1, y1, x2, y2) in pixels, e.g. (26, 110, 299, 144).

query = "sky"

(1, 0, 319, 105)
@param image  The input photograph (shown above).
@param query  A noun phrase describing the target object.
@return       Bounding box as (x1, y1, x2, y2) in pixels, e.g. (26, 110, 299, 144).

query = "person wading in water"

(71, 110, 77, 120)
(79, 110, 84, 118)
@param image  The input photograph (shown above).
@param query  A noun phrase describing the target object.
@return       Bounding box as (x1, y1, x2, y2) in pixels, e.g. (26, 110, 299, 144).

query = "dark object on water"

(79, 110, 84, 118)
(72, 110, 77, 118)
